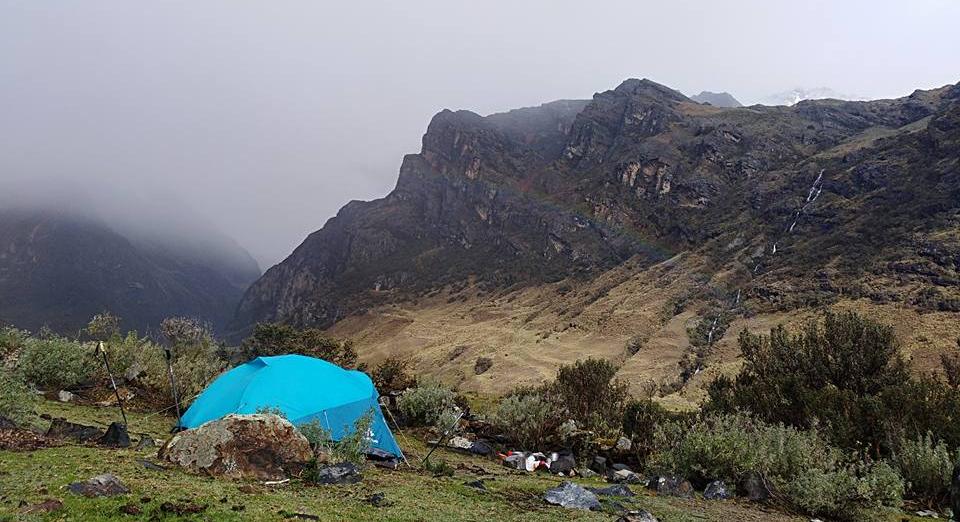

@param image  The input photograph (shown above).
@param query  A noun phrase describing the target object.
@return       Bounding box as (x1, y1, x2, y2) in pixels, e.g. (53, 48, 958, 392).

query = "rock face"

(233, 78, 960, 338)
(0, 206, 260, 334)
(159, 414, 312, 481)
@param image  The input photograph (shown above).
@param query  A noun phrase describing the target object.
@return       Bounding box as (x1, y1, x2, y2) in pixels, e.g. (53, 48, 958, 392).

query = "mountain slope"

(690, 91, 743, 107)
(235, 78, 960, 394)
(0, 207, 260, 335)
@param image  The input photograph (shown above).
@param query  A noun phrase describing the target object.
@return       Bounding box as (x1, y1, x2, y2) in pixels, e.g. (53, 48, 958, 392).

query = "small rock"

(615, 436, 632, 452)
(544, 481, 600, 510)
(447, 436, 473, 450)
(119, 503, 141, 515)
(135, 436, 156, 450)
(364, 492, 392, 507)
(587, 484, 635, 497)
(468, 440, 493, 456)
(651, 476, 693, 497)
(280, 510, 320, 520)
(18, 498, 63, 514)
(577, 467, 598, 478)
(68, 474, 129, 497)
(703, 480, 731, 500)
(611, 469, 643, 484)
(311, 463, 362, 485)
(617, 510, 659, 522)
(589, 456, 607, 474)
(0, 415, 17, 429)
(611, 463, 632, 472)
(915, 509, 939, 518)
(57, 390, 74, 403)
(464, 479, 487, 490)
(98, 422, 131, 448)
(550, 454, 576, 475)
(46, 418, 102, 442)
(137, 459, 166, 472)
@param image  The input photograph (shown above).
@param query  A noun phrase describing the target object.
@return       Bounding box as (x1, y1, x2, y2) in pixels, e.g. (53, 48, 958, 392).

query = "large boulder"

(159, 414, 312, 480)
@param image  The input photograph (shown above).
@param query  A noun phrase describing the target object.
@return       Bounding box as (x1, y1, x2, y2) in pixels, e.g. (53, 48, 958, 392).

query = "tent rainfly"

(177, 354, 403, 457)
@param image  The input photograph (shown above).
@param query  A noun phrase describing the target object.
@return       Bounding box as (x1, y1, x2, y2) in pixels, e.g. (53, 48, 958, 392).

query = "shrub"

(707, 312, 913, 452)
(490, 393, 562, 449)
(85, 312, 121, 341)
(622, 399, 668, 462)
(785, 463, 903, 521)
(139, 319, 224, 408)
(553, 357, 628, 434)
(16, 335, 95, 389)
(397, 383, 456, 427)
(890, 432, 955, 507)
(371, 356, 416, 394)
(0, 368, 37, 425)
(0, 326, 28, 364)
(300, 409, 375, 470)
(241, 323, 357, 367)
(649, 412, 840, 485)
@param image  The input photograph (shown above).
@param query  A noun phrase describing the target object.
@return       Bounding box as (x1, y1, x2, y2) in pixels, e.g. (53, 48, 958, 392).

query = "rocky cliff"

(234, 79, 960, 352)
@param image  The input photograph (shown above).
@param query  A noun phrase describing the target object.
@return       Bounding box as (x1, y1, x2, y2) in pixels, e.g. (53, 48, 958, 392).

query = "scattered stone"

(18, 498, 63, 514)
(589, 456, 608, 474)
(464, 479, 487, 490)
(119, 503, 141, 515)
(650, 475, 693, 497)
(703, 480, 731, 500)
(0, 416, 16, 429)
(160, 501, 206, 515)
(916, 509, 939, 518)
(57, 390, 75, 403)
(280, 509, 320, 520)
(137, 459, 166, 472)
(617, 509, 659, 522)
(448, 436, 473, 450)
(587, 484, 635, 497)
(365, 492, 392, 507)
(469, 440, 493, 456)
(159, 414, 312, 481)
(544, 481, 600, 510)
(135, 436, 156, 450)
(611, 463, 632, 472)
(46, 418, 102, 443)
(550, 454, 576, 475)
(577, 467, 598, 478)
(610, 469, 643, 484)
(738, 471, 773, 502)
(68, 474, 129, 497)
(615, 436, 632, 452)
(99, 422, 131, 448)
(311, 463, 362, 485)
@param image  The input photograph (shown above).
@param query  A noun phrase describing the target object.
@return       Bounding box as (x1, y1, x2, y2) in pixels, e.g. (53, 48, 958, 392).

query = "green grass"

(0, 400, 913, 521)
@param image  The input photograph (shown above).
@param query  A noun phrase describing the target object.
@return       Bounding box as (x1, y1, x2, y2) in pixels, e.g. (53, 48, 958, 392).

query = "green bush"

(0, 368, 37, 425)
(891, 432, 955, 507)
(785, 462, 903, 521)
(0, 326, 28, 363)
(622, 399, 668, 462)
(490, 393, 562, 449)
(371, 356, 416, 394)
(241, 323, 357, 367)
(649, 412, 840, 485)
(300, 409, 375, 471)
(16, 335, 96, 389)
(397, 382, 456, 428)
(139, 319, 225, 408)
(553, 357, 628, 434)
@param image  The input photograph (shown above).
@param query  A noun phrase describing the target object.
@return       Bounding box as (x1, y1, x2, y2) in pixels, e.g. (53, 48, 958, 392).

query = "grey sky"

(2, 0, 958, 268)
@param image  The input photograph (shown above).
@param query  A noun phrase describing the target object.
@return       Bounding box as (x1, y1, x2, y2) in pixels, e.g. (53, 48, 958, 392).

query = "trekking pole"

(163, 344, 182, 428)
(97, 341, 127, 425)
(422, 410, 464, 466)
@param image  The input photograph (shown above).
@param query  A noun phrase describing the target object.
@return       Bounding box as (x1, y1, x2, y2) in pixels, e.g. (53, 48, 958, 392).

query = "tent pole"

(163, 345, 182, 428)
(422, 411, 464, 466)
(97, 341, 127, 426)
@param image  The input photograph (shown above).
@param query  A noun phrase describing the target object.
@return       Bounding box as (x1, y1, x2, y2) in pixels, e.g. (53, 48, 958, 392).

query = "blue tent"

(178, 354, 403, 457)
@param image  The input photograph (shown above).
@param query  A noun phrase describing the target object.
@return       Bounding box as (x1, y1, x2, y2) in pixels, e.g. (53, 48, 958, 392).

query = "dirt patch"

(0, 428, 58, 452)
